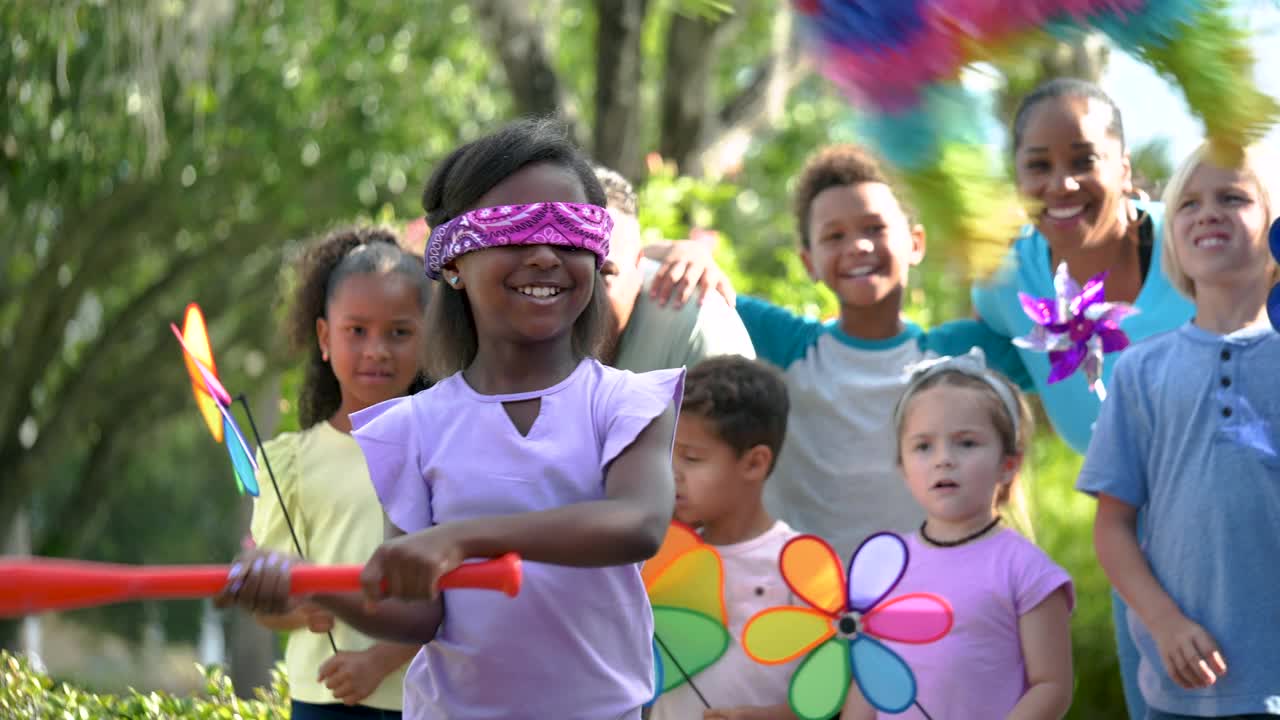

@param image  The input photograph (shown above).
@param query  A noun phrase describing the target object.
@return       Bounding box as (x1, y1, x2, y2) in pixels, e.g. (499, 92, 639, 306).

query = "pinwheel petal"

(780, 535, 846, 615)
(1017, 291, 1057, 325)
(851, 635, 918, 714)
(644, 636, 664, 707)
(219, 404, 259, 497)
(788, 639, 851, 720)
(171, 324, 233, 407)
(652, 606, 730, 694)
(647, 545, 726, 624)
(862, 592, 953, 644)
(1046, 345, 1086, 384)
(1072, 271, 1108, 314)
(1087, 301, 1139, 325)
(743, 606, 836, 665)
(847, 532, 908, 613)
(1012, 325, 1070, 353)
(642, 521, 702, 588)
(175, 305, 224, 442)
(1053, 262, 1082, 304)
(1098, 327, 1131, 353)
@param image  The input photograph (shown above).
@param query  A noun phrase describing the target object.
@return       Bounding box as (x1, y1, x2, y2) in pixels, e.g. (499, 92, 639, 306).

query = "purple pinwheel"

(1268, 218, 1279, 332)
(1013, 262, 1138, 401)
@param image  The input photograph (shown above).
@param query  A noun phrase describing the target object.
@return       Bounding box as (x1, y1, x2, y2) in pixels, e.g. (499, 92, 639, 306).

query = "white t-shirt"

(649, 520, 802, 719)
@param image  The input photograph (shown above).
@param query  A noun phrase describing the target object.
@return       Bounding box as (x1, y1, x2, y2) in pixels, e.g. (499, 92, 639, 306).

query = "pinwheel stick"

(0, 553, 522, 618)
(236, 393, 307, 561)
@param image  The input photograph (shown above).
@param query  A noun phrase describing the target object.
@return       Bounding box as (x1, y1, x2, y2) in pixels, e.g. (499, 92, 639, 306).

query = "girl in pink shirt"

(218, 118, 683, 720)
(842, 350, 1074, 719)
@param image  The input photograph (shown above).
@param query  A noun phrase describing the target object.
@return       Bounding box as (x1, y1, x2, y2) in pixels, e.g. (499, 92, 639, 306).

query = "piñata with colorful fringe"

(793, 0, 1279, 279)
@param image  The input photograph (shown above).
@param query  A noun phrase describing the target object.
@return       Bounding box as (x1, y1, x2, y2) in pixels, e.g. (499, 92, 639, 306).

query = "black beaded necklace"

(920, 516, 1001, 548)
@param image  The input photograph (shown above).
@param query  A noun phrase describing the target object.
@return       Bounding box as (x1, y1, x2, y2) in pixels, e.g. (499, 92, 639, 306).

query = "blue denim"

(290, 700, 402, 720)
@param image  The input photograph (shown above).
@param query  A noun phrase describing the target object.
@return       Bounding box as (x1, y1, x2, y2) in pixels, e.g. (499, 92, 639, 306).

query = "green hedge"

(0, 652, 289, 719)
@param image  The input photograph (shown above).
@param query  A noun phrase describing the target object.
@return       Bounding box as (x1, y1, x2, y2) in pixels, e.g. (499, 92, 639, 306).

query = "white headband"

(893, 348, 1022, 438)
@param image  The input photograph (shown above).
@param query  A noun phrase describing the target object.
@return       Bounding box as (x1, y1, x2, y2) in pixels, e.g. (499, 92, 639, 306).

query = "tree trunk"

(657, 9, 744, 173)
(470, 0, 580, 135)
(1, 510, 32, 653)
(592, 0, 649, 178)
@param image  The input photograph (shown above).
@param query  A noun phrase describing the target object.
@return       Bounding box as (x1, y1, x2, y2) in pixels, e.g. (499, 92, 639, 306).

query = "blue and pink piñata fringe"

(792, 0, 1279, 278)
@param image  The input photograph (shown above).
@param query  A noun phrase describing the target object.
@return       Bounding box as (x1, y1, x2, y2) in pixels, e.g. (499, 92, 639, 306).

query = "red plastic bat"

(0, 553, 522, 617)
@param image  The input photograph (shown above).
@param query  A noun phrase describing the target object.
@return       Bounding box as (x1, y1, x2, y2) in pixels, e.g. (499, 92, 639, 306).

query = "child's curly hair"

(285, 226, 431, 428)
(792, 144, 910, 248)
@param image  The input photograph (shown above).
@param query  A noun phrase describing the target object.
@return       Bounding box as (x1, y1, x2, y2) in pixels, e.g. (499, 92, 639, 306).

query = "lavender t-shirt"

(351, 359, 684, 720)
(875, 530, 1074, 719)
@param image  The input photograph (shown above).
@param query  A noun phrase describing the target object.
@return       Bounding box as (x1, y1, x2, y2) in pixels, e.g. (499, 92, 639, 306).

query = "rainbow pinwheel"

(171, 303, 260, 496)
(642, 522, 730, 704)
(791, 0, 1279, 278)
(742, 533, 951, 720)
(1268, 218, 1279, 332)
(1012, 262, 1137, 401)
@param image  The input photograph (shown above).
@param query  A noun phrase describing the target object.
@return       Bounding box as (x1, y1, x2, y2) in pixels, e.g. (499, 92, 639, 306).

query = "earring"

(322, 350, 329, 362)
(448, 276, 459, 286)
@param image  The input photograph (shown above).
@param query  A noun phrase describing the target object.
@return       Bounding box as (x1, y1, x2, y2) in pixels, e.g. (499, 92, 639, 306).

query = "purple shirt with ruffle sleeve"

(351, 359, 684, 720)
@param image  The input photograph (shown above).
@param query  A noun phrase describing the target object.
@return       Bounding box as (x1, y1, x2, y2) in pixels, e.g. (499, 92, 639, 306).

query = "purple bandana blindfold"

(424, 202, 612, 280)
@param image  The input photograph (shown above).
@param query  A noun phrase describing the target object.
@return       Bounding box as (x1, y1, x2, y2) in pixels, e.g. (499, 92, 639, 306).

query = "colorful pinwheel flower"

(1013, 262, 1138, 401)
(642, 522, 730, 704)
(742, 533, 951, 720)
(171, 303, 260, 496)
(1268, 218, 1279, 331)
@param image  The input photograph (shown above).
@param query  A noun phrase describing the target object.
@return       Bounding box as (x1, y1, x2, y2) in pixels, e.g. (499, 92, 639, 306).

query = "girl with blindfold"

(219, 118, 683, 720)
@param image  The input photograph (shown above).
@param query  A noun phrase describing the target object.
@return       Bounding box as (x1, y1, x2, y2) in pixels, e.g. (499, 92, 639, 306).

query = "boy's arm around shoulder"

(924, 318, 1032, 390)
(735, 295, 823, 370)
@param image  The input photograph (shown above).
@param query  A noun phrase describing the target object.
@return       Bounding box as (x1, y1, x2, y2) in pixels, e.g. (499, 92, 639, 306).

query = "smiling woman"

(972, 78, 1196, 456)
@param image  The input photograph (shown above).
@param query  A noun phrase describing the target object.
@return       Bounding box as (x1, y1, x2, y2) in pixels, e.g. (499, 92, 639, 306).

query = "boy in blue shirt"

(1080, 144, 1280, 718)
